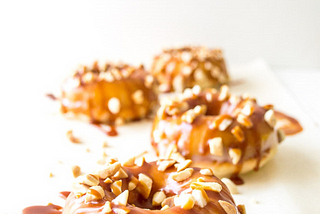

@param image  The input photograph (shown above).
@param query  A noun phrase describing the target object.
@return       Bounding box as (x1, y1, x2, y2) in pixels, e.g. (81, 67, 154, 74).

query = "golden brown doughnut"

(150, 46, 229, 93)
(59, 62, 158, 127)
(151, 85, 288, 178)
(63, 159, 245, 214)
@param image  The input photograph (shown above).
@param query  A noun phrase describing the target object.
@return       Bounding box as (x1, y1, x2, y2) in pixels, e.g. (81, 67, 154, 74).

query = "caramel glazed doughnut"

(60, 62, 158, 125)
(151, 85, 286, 178)
(63, 159, 246, 214)
(150, 46, 229, 93)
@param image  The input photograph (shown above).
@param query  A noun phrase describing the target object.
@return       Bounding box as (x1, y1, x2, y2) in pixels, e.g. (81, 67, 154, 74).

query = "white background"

(0, 1, 320, 213)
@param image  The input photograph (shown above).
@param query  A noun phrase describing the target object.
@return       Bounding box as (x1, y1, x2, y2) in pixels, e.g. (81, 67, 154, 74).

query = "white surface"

(1, 0, 320, 69)
(1, 59, 320, 213)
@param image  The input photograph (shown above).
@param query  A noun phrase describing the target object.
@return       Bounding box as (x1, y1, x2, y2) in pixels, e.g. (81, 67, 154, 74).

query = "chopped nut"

(85, 186, 105, 202)
(192, 188, 209, 208)
(81, 173, 100, 186)
(102, 201, 112, 213)
(113, 168, 128, 179)
(182, 109, 196, 124)
(108, 97, 121, 114)
(49, 172, 53, 178)
(163, 144, 177, 159)
(229, 148, 242, 165)
(208, 137, 223, 156)
(183, 88, 194, 98)
(161, 196, 175, 208)
(66, 130, 81, 143)
(204, 61, 212, 70)
(190, 181, 222, 192)
(174, 194, 195, 210)
(135, 156, 145, 166)
(112, 190, 129, 206)
(206, 92, 213, 102)
(218, 118, 233, 131)
(132, 90, 144, 104)
(193, 105, 207, 115)
(71, 165, 81, 178)
(241, 103, 254, 116)
(194, 68, 206, 81)
(97, 162, 121, 179)
(102, 151, 107, 157)
(160, 205, 170, 210)
(218, 200, 237, 214)
(86, 147, 90, 152)
(277, 129, 286, 143)
(181, 51, 192, 63)
(175, 159, 192, 172)
(102, 141, 108, 148)
(229, 95, 240, 105)
(172, 168, 194, 182)
(237, 204, 247, 214)
(192, 85, 201, 95)
(136, 173, 153, 199)
(111, 180, 122, 196)
(218, 85, 229, 101)
(122, 157, 136, 167)
(237, 114, 253, 128)
(231, 126, 245, 142)
(173, 75, 185, 93)
(144, 75, 154, 88)
(181, 66, 192, 76)
(128, 176, 139, 190)
(200, 168, 213, 176)
(152, 191, 167, 206)
(221, 178, 239, 194)
(170, 152, 186, 162)
(104, 178, 113, 184)
(115, 117, 124, 126)
(264, 109, 276, 127)
(112, 208, 130, 214)
(157, 159, 176, 171)
(153, 130, 163, 143)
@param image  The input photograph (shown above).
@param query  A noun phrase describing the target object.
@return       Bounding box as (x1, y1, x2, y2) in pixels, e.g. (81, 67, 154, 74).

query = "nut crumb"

(71, 165, 81, 178)
(66, 130, 81, 144)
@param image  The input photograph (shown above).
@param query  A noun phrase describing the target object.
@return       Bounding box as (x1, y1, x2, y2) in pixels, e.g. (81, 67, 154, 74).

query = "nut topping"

(277, 129, 286, 143)
(97, 162, 121, 179)
(218, 118, 233, 131)
(122, 156, 136, 167)
(218, 85, 229, 101)
(218, 200, 237, 214)
(192, 188, 209, 208)
(161, 196, 176, 208)
(241, 103, 254, 116)
(172, 168, 194, 182)
(174, 193, 195, 210)
(113, 168, 128, 179)
(208, 137, 224, 156)
(237, 114, 253, 128)
(108, 97, 121, 114)
(229, 148, 242, 165)
(112, 190, 129, 206)
(157, 159, 176, 171)
(200, 168, 213, 176)
(110, 180, 122, 196)
(132, 90, 144, 105)
(152, 191, 167, 206)
(221, 178, 239, 194)
(82, 174, 100, 186)
(190, 181, 222, 192)
(128, 176, 139, 191)
(231, 126, 245, 142)
(175, 159, 192, 172)
(71, 165, 81, 178)
(85, 186, 105, 202)
(136, 173, 153, 199)
(264, 109, 277, 127)
(102, 201, 112, 213)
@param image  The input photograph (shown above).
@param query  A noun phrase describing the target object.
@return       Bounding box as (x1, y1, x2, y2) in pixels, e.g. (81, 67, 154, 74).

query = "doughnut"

(150, 46, 229, 93)
(59, 62, 158, 127)
(151, 85, 291, 178)
(63, 159, 245, 214)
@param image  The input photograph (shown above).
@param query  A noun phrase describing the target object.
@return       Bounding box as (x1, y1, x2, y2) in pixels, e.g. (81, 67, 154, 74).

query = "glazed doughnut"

(150, 46, 229, 93)
(59, 62, 158, 126)
(151, 85, 286, 178)
(63, 159, 245, 214)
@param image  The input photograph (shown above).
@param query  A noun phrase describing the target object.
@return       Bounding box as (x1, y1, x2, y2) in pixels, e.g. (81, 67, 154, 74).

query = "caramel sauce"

(92, 123, 118, 137)
(229, 175, 244, 185)
(23, 204, 62, 214)
(63, 161, 239, 214)
(274, 110, 303, 135)
(152, 91, 279, 179)
(59, 191, 71, 200)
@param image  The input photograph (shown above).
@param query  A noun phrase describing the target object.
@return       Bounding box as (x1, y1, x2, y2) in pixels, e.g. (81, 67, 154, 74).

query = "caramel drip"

(23, 204, 62, 214)
(59, 191, 71, 200)
(274, 110, 303, 135)
(63, 161, 239, 214)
